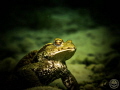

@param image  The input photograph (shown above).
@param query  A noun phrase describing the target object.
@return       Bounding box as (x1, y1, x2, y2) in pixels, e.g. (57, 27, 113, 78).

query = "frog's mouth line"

(51, 48, 76, 55)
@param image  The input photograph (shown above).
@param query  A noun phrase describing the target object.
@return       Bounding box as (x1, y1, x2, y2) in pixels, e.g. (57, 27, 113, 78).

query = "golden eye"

(54, 38, 63, 46)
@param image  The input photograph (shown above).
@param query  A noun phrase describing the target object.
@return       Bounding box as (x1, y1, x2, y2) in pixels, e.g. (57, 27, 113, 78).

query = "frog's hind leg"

(14, 67, 43, 90)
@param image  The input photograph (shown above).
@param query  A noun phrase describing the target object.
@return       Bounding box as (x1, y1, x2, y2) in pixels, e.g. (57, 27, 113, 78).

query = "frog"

(8, 38, 79, 90)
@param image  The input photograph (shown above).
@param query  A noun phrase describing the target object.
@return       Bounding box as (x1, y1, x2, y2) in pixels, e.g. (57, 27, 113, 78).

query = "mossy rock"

(25, 86, 62, 90)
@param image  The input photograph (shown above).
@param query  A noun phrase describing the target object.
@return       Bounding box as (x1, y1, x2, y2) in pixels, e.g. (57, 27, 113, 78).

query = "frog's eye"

(54, 38, 63, 46)
(66, 40, 72, 43)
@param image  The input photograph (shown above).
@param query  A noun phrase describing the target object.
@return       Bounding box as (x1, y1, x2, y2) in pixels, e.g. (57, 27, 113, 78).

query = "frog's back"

(15, 50, 38, 69)
(15, 43, 53, 69)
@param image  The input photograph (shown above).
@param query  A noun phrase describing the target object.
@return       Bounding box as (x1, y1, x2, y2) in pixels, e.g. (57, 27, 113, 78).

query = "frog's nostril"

(67, 47, 70, 49)
(58, 48, 61, 51)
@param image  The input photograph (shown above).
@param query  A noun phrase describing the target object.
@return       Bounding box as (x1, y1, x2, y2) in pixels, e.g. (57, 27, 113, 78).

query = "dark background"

(1, 0, 120, 31)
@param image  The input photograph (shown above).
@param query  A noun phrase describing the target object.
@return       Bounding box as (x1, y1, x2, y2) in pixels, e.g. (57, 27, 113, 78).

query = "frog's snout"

(67, 47, 75, 49)
(67, 46, 76, 49)
(67, 47, 76, 52)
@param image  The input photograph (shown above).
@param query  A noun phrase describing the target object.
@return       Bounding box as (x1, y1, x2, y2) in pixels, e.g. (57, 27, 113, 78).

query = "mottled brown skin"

(9, 38, 79, 90)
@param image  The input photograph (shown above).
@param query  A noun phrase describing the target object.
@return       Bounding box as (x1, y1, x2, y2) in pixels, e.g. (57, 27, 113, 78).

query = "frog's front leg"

(61, 70, 79, 90)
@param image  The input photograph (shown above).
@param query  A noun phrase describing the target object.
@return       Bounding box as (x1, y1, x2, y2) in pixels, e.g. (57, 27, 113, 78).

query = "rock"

(25, 86, 62, 90)
(84, 84, 95, 90)
(92, 64, 104, 73)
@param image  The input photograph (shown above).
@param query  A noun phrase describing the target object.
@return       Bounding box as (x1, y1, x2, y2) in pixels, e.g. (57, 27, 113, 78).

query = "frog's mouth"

(52, 48, 75, 55)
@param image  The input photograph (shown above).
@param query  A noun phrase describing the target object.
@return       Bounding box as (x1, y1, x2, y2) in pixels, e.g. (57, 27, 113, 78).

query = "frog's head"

(41, 38, 76, 61)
